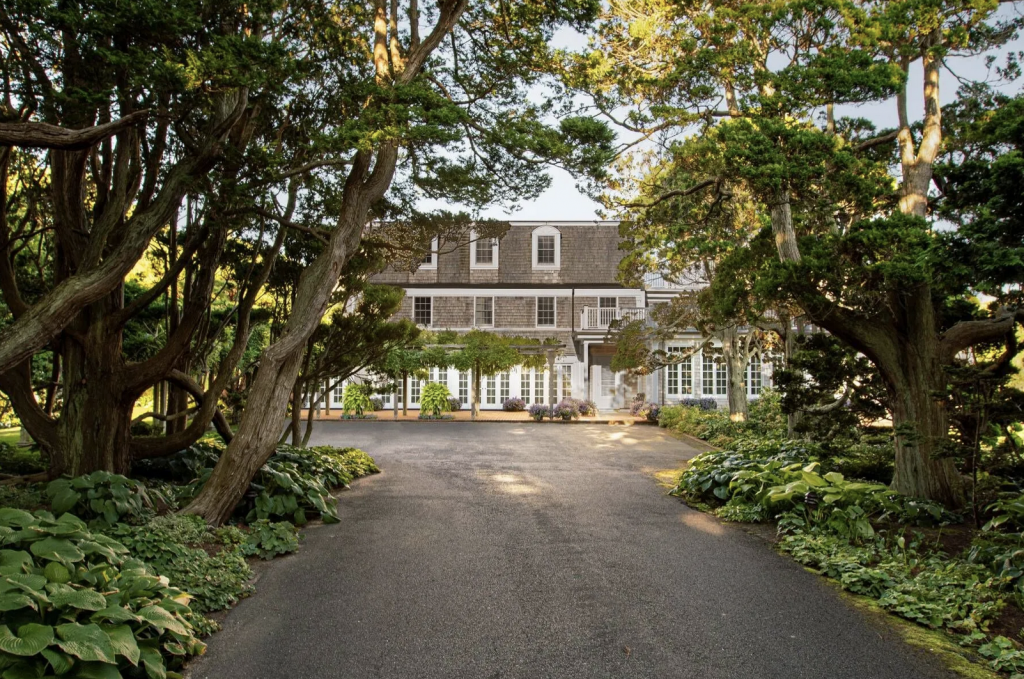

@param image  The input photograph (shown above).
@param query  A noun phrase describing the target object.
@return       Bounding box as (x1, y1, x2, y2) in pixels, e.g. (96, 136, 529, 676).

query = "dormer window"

(470, 231, 498, 269)
(419, 237, 438, 269)
(532, 225, 560, 270)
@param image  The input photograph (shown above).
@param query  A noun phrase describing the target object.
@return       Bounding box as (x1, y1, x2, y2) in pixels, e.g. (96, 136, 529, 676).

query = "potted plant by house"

(419, 383, 454, 419)
(553, 399, 580, 421)
(342, 383, 376, 419)
(528, 404, 549, 422)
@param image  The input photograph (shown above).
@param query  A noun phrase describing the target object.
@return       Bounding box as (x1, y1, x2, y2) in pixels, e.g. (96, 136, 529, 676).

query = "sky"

(470, 7, 1024, 222)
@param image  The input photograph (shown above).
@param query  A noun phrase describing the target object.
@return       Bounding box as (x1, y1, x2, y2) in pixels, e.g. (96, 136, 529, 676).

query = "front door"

(592, 365, 619, 410)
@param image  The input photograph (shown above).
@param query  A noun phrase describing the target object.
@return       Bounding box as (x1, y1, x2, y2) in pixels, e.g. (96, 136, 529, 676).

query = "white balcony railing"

(580, 306, 648, 330)
(643, 272, 691, 290)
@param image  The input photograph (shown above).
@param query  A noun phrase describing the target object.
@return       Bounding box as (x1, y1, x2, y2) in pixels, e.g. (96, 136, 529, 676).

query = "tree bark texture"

(722, 327, 748, 421)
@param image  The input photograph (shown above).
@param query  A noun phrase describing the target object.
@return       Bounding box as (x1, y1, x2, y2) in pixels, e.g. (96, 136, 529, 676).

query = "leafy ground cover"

(664, 398, 1024, 677)
(0, 443, 379, 676)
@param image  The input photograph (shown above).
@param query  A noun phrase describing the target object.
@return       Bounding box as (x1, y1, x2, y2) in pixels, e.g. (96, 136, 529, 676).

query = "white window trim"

(536, 296, 557, 328)
(413, 296, 432, 327)
(470, 231, 499, 270)
(419, 237, 438, 270)
(475, 296, 494, 328)
(531, 225, 561, 270)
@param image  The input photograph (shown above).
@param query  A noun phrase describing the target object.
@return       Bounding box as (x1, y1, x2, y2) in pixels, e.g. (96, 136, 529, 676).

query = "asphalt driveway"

(187, 422, 955, 679)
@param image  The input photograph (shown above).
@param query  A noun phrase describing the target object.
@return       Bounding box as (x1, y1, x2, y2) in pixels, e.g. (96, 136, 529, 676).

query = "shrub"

(658, 405, 737, 446)
(108, 515, 254, 617)
(631, 402, 658, 419)
(447, 396, 462, 412)
(679, 397, 718, 411)
(420, 383, 453, 417)
(0, 509, 206, 678)
(45, 471, 166, 527)
(0, 484, 44, 511)
(576, 399, 597, 416)
(178, 442, 379, 524)
(552, 399, 580, 421)
(342, 383, 374, 416)
(369, 396, 384, 411)
(645, 404, 660, 423)
(502, 397, 526, 412)
(129, 420, 162, 437)
(528, 404, 549, 421)
(746, 388, 785, 436)
(0, 444, 44, 475)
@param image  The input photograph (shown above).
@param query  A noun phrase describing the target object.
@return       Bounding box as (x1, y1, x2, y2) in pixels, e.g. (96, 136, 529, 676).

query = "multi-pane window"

(599, 297, 617, 308)
(536, 297, 555, 327)
(521, 370, 531, 405)
(560, 365, 572, 399)
(410, 376, 421, 403)
(486, 375, 497, 404)
(702, 352, 727, 396)
(500, 372, 510, 402)
(747, 354, 763, 396)
(333, 383, 344, 404)
(666, 347, 693, 397)
(437, 367, 448, 387)
(534, 368, 545, 403)
(475, 237, 496, 265)
(475, 297, 493, 327)
(536, 235, 556, 264)
(532, 227, 560, 269)
(459, 371, 469, 404)
(420, 238, 437, 268)
(413, 297, 431, 326)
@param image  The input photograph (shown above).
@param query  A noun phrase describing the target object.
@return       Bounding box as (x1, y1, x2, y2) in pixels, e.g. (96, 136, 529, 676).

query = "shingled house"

(308, 221, 771, 413)
(342, 220, 770, 412)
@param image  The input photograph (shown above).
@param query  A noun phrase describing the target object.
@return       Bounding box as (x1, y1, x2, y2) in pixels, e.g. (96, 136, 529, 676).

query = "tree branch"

(0, 111, 149, 149)
(621, 179, 717, 209)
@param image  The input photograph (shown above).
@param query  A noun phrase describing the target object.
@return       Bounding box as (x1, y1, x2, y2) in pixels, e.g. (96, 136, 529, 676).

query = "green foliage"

(0, 509, 206, 678)
(45, 473, 165, 527)
(0, 485, 44, 512)
(107, 516, 254, 618)
(342, 384, 374, 417)
(779, 530, 1004, 634)
(979, 636, 1024, 675)
(0, 445, 44, 476)
(180, 443, 378, 524)
(658, 405, 747, 447)
(239, 520, 300, 560)
(420, 383, 453, 417)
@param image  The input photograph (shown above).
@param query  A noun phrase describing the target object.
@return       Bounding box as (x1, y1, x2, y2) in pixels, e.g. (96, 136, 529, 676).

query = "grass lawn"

(0, 428, 20, 447)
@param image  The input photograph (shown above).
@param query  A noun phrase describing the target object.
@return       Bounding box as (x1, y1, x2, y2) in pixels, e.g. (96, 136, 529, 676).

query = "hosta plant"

(108, 516, 254, 617)
(342, 383, 374, 416)
(0, 508, 205, 679)
(45, 472, 165, 527)
(179, 443, 379, 524)
(419, 383, 452, 417)
(239, 520, 300, 560)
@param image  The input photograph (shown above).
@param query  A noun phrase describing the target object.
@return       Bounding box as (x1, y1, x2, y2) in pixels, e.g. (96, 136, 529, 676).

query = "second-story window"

(413, 297, 431, 326)
(537, 236, 555, 264)
(532, 226, 561, 269)
(471, 231, 498, 269)
(475, 297, 493, 327)
(536, 297, 555, 327)
(419, 237, 438, 269)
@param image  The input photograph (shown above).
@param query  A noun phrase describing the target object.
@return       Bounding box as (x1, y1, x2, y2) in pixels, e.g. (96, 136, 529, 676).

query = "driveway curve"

(187, 422, 955, 679)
